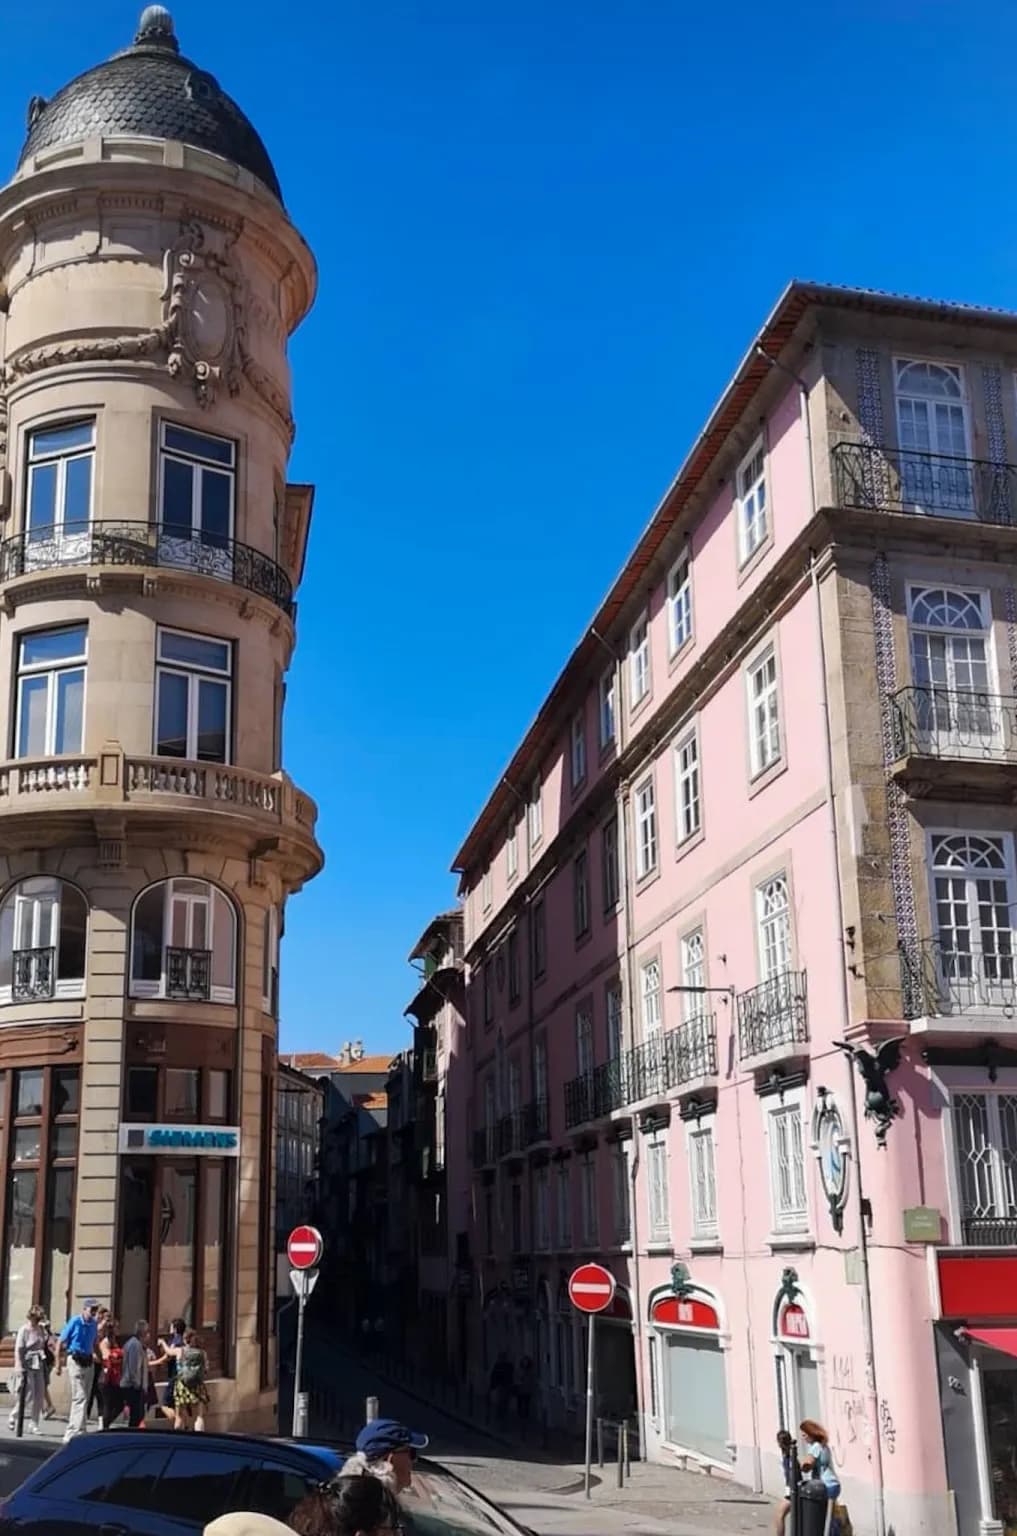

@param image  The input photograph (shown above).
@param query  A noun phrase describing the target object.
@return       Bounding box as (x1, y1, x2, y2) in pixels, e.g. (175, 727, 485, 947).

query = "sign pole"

(584, 1311, 595, 1499)
(292, 1272, 307, 1437)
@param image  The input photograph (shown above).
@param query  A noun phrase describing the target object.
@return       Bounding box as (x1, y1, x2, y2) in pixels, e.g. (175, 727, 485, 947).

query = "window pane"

(201, 1162, 225, 1331)
(13, 1128, 41, 1162)
(39, 1450, 125, 1502)
(196, 678, 228, 762)
(54, 668, 84, 754)
(2, 1167, 37, 1334)
(212, 890, 235, 992)
(165, 1069, 199, 1119)
(127, 1066, 158, 1120)
(20, 626, 86, 666)
(246, 1461, 321, 1524)
(63, 455, 92, 533)
(57, 888, 87, 982)
(162, 456, 195, 535)
(104, 1449, 172, 1514)
(30, 422, 94, 457)
(41, 1165, 73, 1324)
(17, 676, 49, 758)
(119, 1163, 153, 1329)
(52, 1068, 79, 1118)
(51, 1125, 77, 1159)
(132, 885, 165, 983)
(156, 1448, 247, 1525)
(160, 1164, 196, 1326)
(158, 631, 230, 673)
(27, 462, 56, 534)
(200, 470, 232, 546)
(207, 1070, 228, 1121)
(15, 1070, 43, 1117)
(164, 425, 234, 466)
(157, 670, 190, 758)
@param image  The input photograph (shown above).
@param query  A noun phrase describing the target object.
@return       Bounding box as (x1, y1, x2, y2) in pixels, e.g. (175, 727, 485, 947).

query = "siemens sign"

(118, 1124, 241, 1157)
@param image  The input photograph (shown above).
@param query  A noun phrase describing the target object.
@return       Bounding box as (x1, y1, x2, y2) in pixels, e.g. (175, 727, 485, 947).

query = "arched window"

(130, 878, 236, 1003)
(0, 878, 87, 1003)
(894, 359, 972, 513)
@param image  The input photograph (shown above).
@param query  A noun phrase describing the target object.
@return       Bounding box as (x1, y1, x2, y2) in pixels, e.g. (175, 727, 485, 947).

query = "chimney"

(352, 1040, 365, 1062)
(339, 1041, 352, 1066)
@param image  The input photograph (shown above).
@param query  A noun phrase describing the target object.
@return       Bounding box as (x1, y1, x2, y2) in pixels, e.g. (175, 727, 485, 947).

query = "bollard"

(616, 1425, 624, 1488)
(365, 1394, 379, 1423)
(597, 1418, 604, 1468)
(623, 1420, 630, 1478)
(14, 1368, 26, 1440)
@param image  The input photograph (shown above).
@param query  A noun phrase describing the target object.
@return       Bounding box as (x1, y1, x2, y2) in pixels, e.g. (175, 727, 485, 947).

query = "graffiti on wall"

(880, 1398, 896, 1455)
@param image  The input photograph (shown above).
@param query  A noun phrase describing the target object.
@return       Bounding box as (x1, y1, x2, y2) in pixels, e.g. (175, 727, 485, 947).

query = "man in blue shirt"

(56, 1298, 99, 1441)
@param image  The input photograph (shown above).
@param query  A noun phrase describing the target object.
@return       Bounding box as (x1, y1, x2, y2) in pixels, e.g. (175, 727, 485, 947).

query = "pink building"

(447, 282, 1017, 1536)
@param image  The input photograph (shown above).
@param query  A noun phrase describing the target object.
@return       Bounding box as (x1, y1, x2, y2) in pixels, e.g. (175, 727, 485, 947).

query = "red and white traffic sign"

(287, 1224, 323, 1271)
(568, 1262, 617, 1315)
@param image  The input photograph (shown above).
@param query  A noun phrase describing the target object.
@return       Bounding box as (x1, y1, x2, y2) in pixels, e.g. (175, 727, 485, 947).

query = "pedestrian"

(341, 1418, 429, 1492)
(288, 1472, 404, 1535)
(515, 1355, 536, 1429)
(173, 1328, 209, 1431)
(87, 1307, 110, 1422)
(489, 1351, 514, 1425)
(40, 1317, 56, 1420)
(158, 1317, 187, 1420)
(773, 1428, 797, 1535)
(97, 1316, 125, 1430)
(7, 1305, 48, 1434)
(120, 1319, 151, 1429)
(56, 1297, 100, 1441)
(800, 1418, 841, 1509)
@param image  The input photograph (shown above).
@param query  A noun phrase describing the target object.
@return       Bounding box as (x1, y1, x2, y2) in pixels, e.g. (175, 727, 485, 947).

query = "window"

(747, 647, 781, 777)
(150, 1447, 249, 1526)
(482, 961, 493, 1028)
(507, 929, 521, 1005)
(571, 710, 587, 788)
(528, 776, 543, 848)
(15, 625, 86, 758)
(648, 1334, 660, 1422)
(556, 1162, 572, 1248)
(951, 1090, 1017, 1241)
(613, 1142, 632, 1244)
(757, 874, 792, 982)
(601, 814, 619, 911)
(155, 627, 232, 764)
(640, 957, 662, 1040)
(689, 1124, 718, 1239)
(599, 668, 616, 748)
(534, 1166, 551, 1251)
(667, 551, 693, 655)
(482, 865, 492, 913)
(737, 438, 768, 564)
(484, 1186, 495, 1256)
(895, 359, 972, 513)
(531, 899, 546, 980)
(680, 929, 706, 1019)
(0, 877, 87, 1003)
(576, 1006, 595, 1078)
(506, 818, 519, 881)
(0, 1066, 79, 1333)
(534, 1036, 548, 1108)
(262, 908, 280, 1016)
(634, 775, 657, 879)
(674, 728, 701, 843)
(630, 616, 650, 705)
(511, 1181, 524, 1252)
(606, 983, 623, 1060)
(25, 420, 94, 542)
(767, 1097, 808, 1233)
(573, 849, 590, 939)
(159, 422, 236, 548)
(931, 834, 1016, 1008)
(130, 877, 237, 1003)
(245, 1462, 323, 1525)
(102, 1448, 174, 1514)
(579, 1154, 598, 1246)
(647, 1136, 670, 1243)
(908, 587, 996, 747)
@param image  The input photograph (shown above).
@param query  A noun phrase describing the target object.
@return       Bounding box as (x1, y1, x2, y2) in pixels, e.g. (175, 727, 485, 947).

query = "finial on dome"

(135, 5, 179, 51)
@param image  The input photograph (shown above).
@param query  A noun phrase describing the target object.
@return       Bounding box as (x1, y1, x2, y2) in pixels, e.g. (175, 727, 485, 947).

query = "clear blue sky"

(4, 0, 1016, 1055)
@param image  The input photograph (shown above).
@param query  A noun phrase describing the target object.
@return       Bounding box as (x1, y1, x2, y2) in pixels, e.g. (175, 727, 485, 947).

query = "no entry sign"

(569, 1262, 617, 1315)
(287, 1224, 323, 1271)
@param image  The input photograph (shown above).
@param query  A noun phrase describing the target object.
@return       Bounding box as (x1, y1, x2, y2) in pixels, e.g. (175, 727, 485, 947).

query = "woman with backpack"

(173, 1328, 209, 1431)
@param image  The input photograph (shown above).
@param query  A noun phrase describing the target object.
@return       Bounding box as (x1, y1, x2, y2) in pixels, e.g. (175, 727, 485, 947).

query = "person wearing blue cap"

(342, 1418, 429, 1492)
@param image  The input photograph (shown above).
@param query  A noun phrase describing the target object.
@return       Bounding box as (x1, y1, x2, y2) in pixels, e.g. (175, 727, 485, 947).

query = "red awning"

(964, 1328, 1017, 1359)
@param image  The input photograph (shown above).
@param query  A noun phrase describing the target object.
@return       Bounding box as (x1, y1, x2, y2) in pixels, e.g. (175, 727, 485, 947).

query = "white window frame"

(25, 419, 96, 541)
(528, 775, 543, 848)
(482, 865, 492, 913)
(895, 358, 973, 515)
(634, 775, 658, 880)
(0, 876, 88, 1005)
(613, 1141, 632, 1245)
(630, 615, 650, 706)
(764, 1087, 810, 1236)
(736, 437, 768, 565)
(155, 626, 232, 765)
(680, 927, 706, 1020)
(646, 1135, 671, 1244)
(261, 906, 280, 1015)
(574, 849, 590, 939)
(606, 983, 623, 1060)
(756, 873, 792, 983)
(667, 550, 693, 656)
(928, 831, 1017, 1011)
(640, 957, 662, 1040)
(602, 814, 619, 910)
(747, 645, 781, 778)
(506, 818, 519, 882)
(158, 420, 237, 543)
(570, 710, 587, 788)
(576, 1006, 595, 1078)
(674, 726, 701, 844)
(687, 1121, 719, 1241)
(907, 586, 998, 750)
(129, 876, 237, 1005)
(15, 625, 88, 760)
(556, 1161, 572, 1249)
(599, 668, 616, 749)
(579, 1153, 598, 1246)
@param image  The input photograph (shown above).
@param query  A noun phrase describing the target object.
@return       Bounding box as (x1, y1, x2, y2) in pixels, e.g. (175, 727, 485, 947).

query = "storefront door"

(649, 1288, 731, 1466)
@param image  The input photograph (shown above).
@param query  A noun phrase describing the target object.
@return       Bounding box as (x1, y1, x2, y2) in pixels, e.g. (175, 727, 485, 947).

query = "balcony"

(0, 521, 294, 617)
(737, 970, 809, 1062)
(961, 1216, 1017, 1246)
(564, 1061, 625, 1130)
(472, 1127, 496, 1169)
(563, 1018, 721, 1129)
(12, 947, 55, 1002)
(665, 1014, 719, 1087)
(523, 1097, 550, 1145)
(166, 946, 212, 1001)
(901, 939, 1017, 1027)
(889, 686, 1017, 801)
(496, 1110, 525, 1159)
(833, 441, 1017, 526)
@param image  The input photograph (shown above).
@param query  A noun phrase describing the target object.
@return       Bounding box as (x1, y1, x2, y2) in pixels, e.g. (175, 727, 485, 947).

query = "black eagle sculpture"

(833, 1037, 907, 1147)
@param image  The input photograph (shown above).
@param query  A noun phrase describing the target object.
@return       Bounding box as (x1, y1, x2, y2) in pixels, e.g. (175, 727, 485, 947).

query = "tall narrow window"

(667, 551, 692, 655)
(482, 866, 492, 913)
(534, 1166, 551, 1251)
(25, 421, 94, 542)
(579, 1154, 598, 1246)
(534, 1036, 548, 1111)
(613, 1142, 632, 1244)
(689, 1124, 718, 1239)
(757, 875, 792, 982)
(159, 423, 235, 549)
(640, 958, 663, 1042)
(737, 439, 768, 564)
(747, 647, 781, 776)
(767, 1099, 808, 1232)
(606, 984, 623, 1060)
(951, 1090, 1017, 1242)
(573, 849, 590, 939)
(531, 899, 546, 980)
(895, 359, 972, 514)
(483, 961, 493, 1027)
(646, 1137, 670, 1243)
(630, 616, 650, 705)
(16, 626, 86, 759)
(556, 1162, 572, 1248)
(908, 587, 995, 747)
(599, 668, 616, 748)
(506, 817, 519, 881)
(576, 1006, 595, 1081)
(570, 711, 587, 788)
(155, 629, 232, 763)
(680, 929, 706, 1019)
(634, 776, 657, 879)
(932, 834, 1015, 1009)
(674, 729, 701, 843)
(507, 929, 520, 1004)
(528, 776, 543, 848)
(602, 815, 619, 911)
(130, 878, 237, 1003)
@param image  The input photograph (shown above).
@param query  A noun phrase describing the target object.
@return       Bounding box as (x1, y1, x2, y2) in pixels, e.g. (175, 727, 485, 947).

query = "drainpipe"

(757, 343, 887, 1536)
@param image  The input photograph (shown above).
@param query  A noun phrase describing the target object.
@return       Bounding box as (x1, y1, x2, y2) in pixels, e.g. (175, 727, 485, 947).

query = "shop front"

(935, 1251, 1017, 1536)
(647, 1276, 731, 1467)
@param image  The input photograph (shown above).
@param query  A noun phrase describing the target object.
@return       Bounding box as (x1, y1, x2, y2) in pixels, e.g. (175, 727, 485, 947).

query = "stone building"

(0, 5, 321, 1427)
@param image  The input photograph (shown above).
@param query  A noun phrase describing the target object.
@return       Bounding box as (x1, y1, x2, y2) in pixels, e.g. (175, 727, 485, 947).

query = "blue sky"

(4, 0, 1017, 1055)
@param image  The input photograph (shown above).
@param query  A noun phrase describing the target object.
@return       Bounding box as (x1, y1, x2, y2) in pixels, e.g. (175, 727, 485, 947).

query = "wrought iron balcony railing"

(497, 1110, 526, 1158)
(900, 938, 1017, 1021)
(891, 685, 1017, 762)
(833, 440, 1017, 525)
(13, 946, 55, 1002)
(564, 1061, 625, 1130)
(523, 1097, 550, 1145)
(961, 1215, 1016, 1246)
(165, 946, 212, 1002)
(564, 1018, 720, 1129)
(737, 970, 809, 1061)
(665, 1014, 719, 1087)
(0, 521, 294, 617)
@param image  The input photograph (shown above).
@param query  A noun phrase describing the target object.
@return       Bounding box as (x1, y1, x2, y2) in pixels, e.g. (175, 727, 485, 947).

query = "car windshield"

(402, 1465, 525, 1536)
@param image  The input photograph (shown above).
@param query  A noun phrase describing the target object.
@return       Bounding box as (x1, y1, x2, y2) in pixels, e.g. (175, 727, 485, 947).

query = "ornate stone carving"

(162, 218, 247, 408)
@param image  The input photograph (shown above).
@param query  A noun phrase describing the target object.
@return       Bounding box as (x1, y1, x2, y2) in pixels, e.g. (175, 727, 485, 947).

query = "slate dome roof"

(17, 5, 282, 201)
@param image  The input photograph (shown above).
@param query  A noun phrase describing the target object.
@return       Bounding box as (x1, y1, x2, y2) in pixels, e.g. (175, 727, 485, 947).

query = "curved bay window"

(119, 1064, 233, 1376)
(130, 878, 237, 1004)
(0, 1066, 80, 1335)
(0, 878, 87, 1004)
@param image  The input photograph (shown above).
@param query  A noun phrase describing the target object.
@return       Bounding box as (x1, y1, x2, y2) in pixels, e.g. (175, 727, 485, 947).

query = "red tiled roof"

(279, 1052, 337, 1069)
